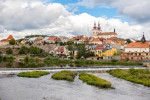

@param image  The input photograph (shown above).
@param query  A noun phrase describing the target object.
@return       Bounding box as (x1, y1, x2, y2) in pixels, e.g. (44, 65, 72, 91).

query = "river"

(0, 73, 150, 100)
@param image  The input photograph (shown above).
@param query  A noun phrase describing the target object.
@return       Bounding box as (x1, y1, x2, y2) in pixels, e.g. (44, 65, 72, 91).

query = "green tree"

(9, 39, 16, 45)
(23, 56, 29, 64)
(6, 48, 13, 54)
(67, 45, 73, 51)
(29, 46, 41, 55)
(126, 39, 132, 44)
(76, 45, 87, 59)
(18, 46, 29, 54)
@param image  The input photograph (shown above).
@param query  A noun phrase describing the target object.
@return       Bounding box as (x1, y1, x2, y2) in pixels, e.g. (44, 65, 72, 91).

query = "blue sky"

(0, 0, 149, 39)
(49, 0, 129, 22)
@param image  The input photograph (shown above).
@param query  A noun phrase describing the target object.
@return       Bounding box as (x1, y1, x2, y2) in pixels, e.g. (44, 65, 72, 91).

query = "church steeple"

(114, 28, 116, 33)
(93, 21, 97, 30)
(141, 32, 146, 43)
(98, 22, 100, 30)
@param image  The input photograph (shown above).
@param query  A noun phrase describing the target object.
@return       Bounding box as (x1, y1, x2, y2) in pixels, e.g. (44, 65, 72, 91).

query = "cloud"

(0, 0, 150, 40)
(0, 0, 71, 31)
(73, 0, 150, 24)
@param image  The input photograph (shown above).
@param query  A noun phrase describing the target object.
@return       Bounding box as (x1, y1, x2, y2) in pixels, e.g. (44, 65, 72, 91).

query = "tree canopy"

(9, 39, 16, 45)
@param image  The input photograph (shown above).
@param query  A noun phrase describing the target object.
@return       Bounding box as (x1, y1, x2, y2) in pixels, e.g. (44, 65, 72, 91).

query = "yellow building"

(98, 44, 117, 57)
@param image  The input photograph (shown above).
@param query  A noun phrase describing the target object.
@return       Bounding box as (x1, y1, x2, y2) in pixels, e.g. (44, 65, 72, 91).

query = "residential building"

(0, 35, 15, 46)
(121, 34, 150, 61)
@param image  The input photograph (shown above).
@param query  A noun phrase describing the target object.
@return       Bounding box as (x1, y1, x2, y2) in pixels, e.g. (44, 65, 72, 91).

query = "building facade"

(92, 22, 118, 39)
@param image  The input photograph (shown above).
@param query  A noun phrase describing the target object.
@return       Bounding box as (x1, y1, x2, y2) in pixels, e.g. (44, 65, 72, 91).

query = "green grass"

(17, 71, 50, 78)
(51, 70, 77, 82)
(79, 73, 112, 88)
(108, 68, 150, 87)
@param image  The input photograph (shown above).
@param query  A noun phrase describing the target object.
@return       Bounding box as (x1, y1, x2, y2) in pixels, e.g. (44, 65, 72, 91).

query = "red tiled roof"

(7, 35, 14, 40)
(125, 42, 149, 48)
(95, 44, 104, 50)
(109, 37, 125, 41)
(92, 38, 102, 42)
(97, 32, 117, 35)
(1, 35, 14, 42)
(48, 36, 57, 40)
(56, 46, 64, 52)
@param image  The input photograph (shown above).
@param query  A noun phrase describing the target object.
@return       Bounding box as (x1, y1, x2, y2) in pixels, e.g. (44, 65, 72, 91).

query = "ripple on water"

(0, 73, 150, 100)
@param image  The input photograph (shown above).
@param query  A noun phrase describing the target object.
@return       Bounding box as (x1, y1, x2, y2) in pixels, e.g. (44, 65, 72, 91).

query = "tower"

(98, 22, 101, 30)
(141, 32, 146, 43)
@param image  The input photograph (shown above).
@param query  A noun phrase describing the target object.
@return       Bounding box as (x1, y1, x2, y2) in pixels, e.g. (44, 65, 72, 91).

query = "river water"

(0, 73, 150, 100)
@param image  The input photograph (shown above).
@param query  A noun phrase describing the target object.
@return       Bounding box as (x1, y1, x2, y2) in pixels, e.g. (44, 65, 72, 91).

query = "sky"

(0, 0, 150, 40)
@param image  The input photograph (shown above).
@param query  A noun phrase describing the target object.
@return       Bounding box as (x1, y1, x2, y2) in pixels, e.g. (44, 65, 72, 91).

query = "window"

(146, 53, 148, 55)
(139, 53, 141, 55)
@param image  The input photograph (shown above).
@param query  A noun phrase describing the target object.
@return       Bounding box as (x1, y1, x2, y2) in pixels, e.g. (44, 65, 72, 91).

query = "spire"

(98, 21, 100, 30)
(141, 32, 146, 43)
(114, 28, 116, 33)
(93, 21, 96, 29)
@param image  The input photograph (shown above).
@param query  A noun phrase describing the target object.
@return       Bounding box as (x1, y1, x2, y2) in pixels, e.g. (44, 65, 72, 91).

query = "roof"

(48, 36, 57, 41)
(56, 46, 65, 52)
(43, 37, 49, 41)
(95, 44, 104, 50)
(92, 38, 102, 42)
(97, 32, 117, 35)
(125, 42, 149, 48)
(1, 35, 14, 42)
(7, 35, 14, 40)
(109, 37, 125, 41)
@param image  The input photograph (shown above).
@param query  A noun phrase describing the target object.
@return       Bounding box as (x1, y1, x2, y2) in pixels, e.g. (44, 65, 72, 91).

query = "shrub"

(18, 46, 29, 54)
(17, 71, 50, 78)
(79, 73, 112, 88)
(6, 47, 13, 54)
(9, 39, 16, 45)
(51, 70, 77, 82)
(108, 68, 150, 87)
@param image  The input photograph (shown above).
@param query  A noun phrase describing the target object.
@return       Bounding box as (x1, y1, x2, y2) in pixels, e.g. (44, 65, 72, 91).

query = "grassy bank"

(44, 57, 142, 66)
(108, 68, 150, 87)
(79, 73, 112, 88)
(17, 71, 50, 78)
(51, 70, 77, 82)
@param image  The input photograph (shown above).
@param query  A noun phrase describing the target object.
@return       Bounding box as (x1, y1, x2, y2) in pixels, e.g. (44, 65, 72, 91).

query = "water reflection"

(0, 73, 150, 100)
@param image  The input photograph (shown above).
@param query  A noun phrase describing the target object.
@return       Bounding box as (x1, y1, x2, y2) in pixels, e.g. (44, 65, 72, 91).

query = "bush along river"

(0, 69, 150, 100)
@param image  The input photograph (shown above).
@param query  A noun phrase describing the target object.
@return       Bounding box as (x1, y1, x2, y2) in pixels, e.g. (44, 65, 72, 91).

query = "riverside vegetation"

(17, 71, 50, 78)
(108, 68, 150, 87)
(51, 70, 77, 82)
(79, 73, 112, 88)
(44, 56, 142, 67)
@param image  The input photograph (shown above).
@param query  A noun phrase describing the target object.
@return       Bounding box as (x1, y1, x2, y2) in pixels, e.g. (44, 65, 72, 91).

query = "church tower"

(92, 22, 102, 38)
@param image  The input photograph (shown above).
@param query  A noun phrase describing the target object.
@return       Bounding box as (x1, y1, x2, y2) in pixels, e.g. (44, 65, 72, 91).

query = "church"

(92, 22, 118, 39)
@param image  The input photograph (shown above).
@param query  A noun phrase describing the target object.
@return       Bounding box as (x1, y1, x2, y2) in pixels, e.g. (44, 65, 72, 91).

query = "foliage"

(79, 73, 112, 88)
(17, 71, 50, 78)
(114, 51, 122, 56)
(25, 35, 47, 38)
(76, 45, 87, 59)
(111, 58, 118, 62)
(44, 56, 73, 66)
(126, 39, 132, 44)
(6, 47, 13, 54)
(0, 55, 14, 62)
(29, 46, 41, 55)
(108, 68, 150, 87)
(18, 46, 29, 54)
(51, 70, 77, 82)
(9, 39, 16, 45)
(67, 45, 73, 51)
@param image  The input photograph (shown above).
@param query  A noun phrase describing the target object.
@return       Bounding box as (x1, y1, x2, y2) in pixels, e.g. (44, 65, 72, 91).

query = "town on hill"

(0, 22, 148, 67)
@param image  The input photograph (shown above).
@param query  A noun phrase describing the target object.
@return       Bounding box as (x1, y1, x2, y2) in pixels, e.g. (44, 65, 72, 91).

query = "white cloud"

(72, 0, 150, 24)
(0, 0, 150, 40)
